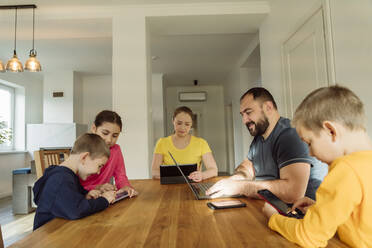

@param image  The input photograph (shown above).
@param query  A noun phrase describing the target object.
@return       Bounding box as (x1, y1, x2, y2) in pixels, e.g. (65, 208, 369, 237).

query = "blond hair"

(71, 133, 110, 159)
(292, 85, 366, 133)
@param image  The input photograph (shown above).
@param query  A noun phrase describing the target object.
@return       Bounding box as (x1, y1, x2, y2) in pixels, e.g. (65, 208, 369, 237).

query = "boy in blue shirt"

(33, 133, 116, 230)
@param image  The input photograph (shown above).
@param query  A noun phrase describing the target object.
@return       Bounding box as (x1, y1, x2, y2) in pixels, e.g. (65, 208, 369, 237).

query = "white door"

(283, 8, 329, 118)
(225, 104, 235, 175)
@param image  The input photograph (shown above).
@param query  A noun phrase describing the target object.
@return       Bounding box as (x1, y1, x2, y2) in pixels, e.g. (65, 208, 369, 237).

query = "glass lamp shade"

(6, 52, 24, 72)
(0, 60, 5, 72)
(24, 50, 41, 72)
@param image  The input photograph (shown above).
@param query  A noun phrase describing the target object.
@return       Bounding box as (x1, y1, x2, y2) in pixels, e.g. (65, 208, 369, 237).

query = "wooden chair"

(0, 224, 4, 248)
(34, 148, 71, 179)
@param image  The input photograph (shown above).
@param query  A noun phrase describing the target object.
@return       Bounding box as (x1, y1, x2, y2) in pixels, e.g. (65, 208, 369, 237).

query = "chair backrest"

(0, 224, 4, 248)
(34, 148, 71, 179)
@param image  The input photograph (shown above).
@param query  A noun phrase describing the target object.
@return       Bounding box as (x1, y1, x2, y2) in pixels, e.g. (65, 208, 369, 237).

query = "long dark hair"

(94, 110, 122, 131)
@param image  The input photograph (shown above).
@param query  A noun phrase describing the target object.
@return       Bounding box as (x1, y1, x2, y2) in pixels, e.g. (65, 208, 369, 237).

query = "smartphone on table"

(257, 189, 304, 219)
(207, 200, 246, 210)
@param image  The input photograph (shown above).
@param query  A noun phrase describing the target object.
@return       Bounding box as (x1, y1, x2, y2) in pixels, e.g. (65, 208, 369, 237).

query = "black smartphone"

(207, 200, 246, 210)
(257, 189, 304, 219)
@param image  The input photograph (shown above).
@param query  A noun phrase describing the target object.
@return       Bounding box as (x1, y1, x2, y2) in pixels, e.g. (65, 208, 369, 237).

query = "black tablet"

(160, 164, 197, 184)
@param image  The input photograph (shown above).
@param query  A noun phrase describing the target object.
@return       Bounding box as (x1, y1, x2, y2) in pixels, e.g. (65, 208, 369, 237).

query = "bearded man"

(206, 87, 327, 202)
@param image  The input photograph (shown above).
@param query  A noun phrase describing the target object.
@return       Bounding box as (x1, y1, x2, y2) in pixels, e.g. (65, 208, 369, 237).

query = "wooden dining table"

(9, 179, 348, 248)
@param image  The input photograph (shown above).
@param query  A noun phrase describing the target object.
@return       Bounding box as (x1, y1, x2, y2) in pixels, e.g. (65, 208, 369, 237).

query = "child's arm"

(291, 197, 315, 214)
(50, 180, 110, 220)
(268, 162, 362, 247)
(113, 148, 132, 189)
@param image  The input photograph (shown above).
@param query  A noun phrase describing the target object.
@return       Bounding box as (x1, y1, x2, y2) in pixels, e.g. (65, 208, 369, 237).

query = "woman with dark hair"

(152, 106, 218, 182)
(80, 110, 138, 197)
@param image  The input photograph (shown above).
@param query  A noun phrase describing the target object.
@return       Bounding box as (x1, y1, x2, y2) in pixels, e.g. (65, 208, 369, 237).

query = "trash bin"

(12, 168, 35, 214)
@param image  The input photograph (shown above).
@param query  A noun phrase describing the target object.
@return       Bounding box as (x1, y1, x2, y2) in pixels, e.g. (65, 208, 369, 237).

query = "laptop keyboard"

(191, 182, 214, 196)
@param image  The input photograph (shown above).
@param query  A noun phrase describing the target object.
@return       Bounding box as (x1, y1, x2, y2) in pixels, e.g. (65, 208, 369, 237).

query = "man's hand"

(86, 189, 101, 199)
(188, 171, 203, 182)
(205, 179, 247, 198)
(101, 191, 116, 204)
(117, 186, 138, 198)
(95, 183, 117, 193)
(291, 197, 315, 214)
(262, 202, 279, 219)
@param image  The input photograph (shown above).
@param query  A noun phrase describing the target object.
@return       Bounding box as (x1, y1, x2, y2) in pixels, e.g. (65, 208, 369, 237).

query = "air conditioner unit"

(178, 91, 207, 102)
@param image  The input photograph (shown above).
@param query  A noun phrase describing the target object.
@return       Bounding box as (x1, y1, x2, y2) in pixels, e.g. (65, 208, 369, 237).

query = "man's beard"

(245, 115, 270, 137)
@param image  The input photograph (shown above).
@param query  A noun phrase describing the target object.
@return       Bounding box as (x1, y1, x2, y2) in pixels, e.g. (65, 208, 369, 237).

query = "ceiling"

(0, 1, 267, 84)
(0, 0, 259, 7)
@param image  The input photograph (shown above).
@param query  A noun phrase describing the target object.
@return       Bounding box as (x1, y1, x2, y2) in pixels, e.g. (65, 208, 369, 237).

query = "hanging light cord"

(32, 7, 35, 51)
(13, 8, 17, 55)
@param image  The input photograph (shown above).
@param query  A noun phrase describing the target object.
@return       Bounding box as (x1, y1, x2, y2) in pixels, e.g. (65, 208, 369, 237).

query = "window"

(0, 83, 15, 150)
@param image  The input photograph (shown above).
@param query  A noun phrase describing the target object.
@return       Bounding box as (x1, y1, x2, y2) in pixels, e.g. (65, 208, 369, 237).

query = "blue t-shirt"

(247, 117, 328, 199)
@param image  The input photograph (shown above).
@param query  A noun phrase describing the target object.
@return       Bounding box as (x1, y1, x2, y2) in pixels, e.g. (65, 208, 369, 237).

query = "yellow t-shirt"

(268, 151, 372, 248)
(154, 135, 212, 170)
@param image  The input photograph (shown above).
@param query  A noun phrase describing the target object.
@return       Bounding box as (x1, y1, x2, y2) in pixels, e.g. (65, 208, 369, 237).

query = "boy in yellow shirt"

(263, 85, 372, 248)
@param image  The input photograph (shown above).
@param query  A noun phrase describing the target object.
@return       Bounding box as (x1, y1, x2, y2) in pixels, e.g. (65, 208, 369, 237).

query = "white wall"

(112, 14, 153, 179)
(0, 73, 43, 125)
(329, 0, 372, 133)
(165, 85, 228, 172)
(152, 73, 165, 146)
(0, 73, 43, 197)
(81, 75, 112, 128)
(43, 71, 74, 123)
(239, 67, 261, 155)
(73, 72, 84, 124)
(259, 0, 320, 116)
(259, 0, 372, 133)
(224, 67, 261, 172)
(225, 67, 245, 168)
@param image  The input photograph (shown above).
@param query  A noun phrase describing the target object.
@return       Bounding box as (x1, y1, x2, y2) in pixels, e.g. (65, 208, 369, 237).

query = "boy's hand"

(86, 189, 102, 199)
(102, 191, 116, 204)
(292, 197, 315, 214)
(95, 183, 117, 193)
(117, 186, 138, 198)
(188, 171, 203, 182)
(262, 202, 279, 219)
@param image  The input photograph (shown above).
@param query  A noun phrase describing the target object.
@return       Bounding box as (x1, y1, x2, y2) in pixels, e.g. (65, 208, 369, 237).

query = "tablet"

(114, 191, 129, 203)
(160, 164, 197, 184)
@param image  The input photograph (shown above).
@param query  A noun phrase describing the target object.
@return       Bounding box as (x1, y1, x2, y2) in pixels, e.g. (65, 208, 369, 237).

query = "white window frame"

(0, 83, 15, 151)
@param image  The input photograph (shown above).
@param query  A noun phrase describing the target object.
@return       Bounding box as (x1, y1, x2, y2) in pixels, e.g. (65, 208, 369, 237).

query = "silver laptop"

(168, 151, 240, 200)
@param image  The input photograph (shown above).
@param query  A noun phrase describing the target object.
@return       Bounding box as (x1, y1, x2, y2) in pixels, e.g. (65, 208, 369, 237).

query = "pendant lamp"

(6, 8, 23, 72)
(24, 7, 41, 72)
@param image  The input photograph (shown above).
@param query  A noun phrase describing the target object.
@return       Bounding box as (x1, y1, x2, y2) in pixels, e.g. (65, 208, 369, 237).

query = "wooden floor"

(0, 197, 34, 248)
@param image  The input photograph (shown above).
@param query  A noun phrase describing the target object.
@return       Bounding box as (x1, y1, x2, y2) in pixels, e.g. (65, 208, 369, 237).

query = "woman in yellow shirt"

(151, 106, 218, 182)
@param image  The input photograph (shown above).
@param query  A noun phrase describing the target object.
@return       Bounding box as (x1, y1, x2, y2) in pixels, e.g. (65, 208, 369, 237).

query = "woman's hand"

(95, 183, 117, 193)
(117, 186, 138, 198)
(291, 197, 315, 214)
(86, 189, 101, 199)
(188, 171, 203, 182)
(262, 202, 279, 219)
